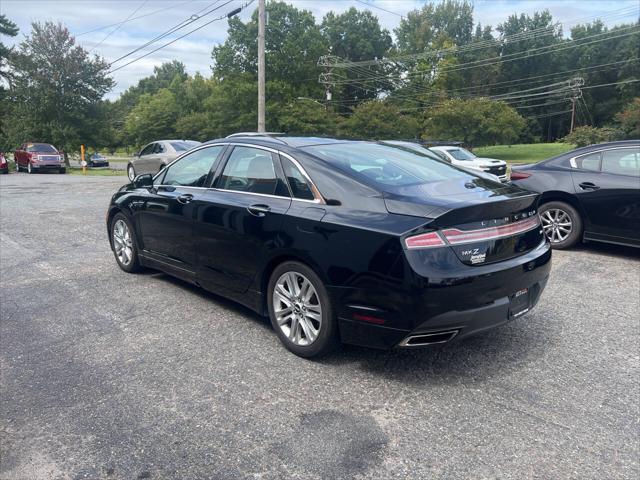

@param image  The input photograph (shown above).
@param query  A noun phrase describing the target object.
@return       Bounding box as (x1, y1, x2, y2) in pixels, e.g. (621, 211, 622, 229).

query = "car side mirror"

(133, 173, 153, 188)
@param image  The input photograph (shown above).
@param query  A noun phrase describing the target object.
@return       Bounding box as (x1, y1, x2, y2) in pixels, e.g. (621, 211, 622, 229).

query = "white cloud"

(2, 0, 638, 99)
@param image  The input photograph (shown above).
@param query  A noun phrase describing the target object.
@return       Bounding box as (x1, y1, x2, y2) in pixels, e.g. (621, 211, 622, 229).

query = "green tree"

(424, 98, 525, 146)
(275, 100, 341, 136)
(560, 125, 621, 147)
(616, 97, 640, 138)
(340, 101, 420, 139)
(0, 14, 18, 86)
(212, 1, 326, 98)
(124, 89, 178, 146)
(6, 22, 113, 159)
(321, 8, 393, 106)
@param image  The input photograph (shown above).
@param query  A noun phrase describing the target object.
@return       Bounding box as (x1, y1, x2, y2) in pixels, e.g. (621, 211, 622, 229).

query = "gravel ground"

(1, 172, 638, 480)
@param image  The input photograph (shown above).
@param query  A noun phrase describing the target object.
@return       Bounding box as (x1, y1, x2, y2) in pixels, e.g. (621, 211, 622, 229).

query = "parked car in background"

(127, 140, 201, 181)
(381, 140, 503, 183)
(429, 145, 508, 181)
(107, 136, 550, 358)
(14, 143, 66, 174)
(0, 152, 8, 174)
(510, 140, 639, 249)
(89, 153, 110, 167)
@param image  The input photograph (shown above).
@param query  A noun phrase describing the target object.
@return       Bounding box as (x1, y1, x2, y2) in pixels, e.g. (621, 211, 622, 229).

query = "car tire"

(59, 168, 66, 174)
(539, 201, 583, 249)
(110, 213, 142, 273)
(27, 162, 33, 174)
(127, 164, 136, 182)
(14, 163, 20, 172)
(267, 261, 338, 358)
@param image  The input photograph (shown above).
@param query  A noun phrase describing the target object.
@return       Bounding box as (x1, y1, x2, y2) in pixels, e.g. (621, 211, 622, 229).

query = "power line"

(354, 0, 403, 18)
(109, 0, 224, 67)
(76, 0, 200, 37)
(107, 0, 254, 74)
(89, 0, 149, 53)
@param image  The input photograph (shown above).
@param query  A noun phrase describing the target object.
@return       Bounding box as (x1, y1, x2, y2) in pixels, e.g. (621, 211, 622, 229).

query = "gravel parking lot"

(1, 173, 638, 480)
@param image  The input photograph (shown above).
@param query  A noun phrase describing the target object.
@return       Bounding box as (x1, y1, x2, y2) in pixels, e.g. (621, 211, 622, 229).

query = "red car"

(0, 152, 8, 174)
(14, 143, 66, 174)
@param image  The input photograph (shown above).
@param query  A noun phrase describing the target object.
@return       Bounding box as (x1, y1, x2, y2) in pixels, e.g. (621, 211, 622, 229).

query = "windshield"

(446, 148, 476, 161)
(26, 144, 57, 153)
(170, 141, 200, 152)
(303, 142, 471, 188)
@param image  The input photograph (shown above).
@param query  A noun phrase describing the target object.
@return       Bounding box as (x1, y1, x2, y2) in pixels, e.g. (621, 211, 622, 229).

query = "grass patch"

(474, 143, 576, 164)
(68, 167, 126, 176)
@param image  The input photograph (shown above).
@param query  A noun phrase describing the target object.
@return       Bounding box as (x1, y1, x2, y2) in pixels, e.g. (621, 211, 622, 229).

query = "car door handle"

(247, 204, 271, 216)
(579, 182, 600, 190)
(177, 193, 194, 204)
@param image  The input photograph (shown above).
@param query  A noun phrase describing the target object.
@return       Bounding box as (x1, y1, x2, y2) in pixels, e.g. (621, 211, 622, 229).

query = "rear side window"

(153, 143, 166, 154)
(601, 148, 639, 176)
(159, 146, 223, 187)
(281, 156, 315, 200)
(218, 146, 287, 196)
(574, 152, 601, 171)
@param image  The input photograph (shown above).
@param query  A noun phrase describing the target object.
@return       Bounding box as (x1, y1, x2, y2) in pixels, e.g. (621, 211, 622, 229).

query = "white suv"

(429, 146, 508, 181)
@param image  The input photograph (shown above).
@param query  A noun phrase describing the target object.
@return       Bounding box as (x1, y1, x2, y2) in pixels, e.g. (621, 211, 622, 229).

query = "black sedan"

(89, 153, 110, 167)
(511, 140, 639, 249)
(107, 136, 551, 357)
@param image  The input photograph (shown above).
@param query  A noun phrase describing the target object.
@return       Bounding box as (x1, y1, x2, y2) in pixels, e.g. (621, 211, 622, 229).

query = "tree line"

(0, 1, 638, 155)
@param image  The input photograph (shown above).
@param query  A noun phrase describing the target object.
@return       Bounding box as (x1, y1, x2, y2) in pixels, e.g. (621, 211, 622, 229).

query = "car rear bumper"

(333, 239, 551, 349)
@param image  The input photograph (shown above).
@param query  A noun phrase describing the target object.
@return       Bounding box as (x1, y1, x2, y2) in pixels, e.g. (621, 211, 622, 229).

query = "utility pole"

(257, 0, 266, 133)
(570, 97, 576, 133)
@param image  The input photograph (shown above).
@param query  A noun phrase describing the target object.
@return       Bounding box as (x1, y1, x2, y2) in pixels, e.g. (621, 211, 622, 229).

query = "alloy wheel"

(113, 219, 134, 266)
(541, 208, 572, 243)
(272, 271, 322, 346)
(27, 162, 32, 174)
(127, 165, 135, 182)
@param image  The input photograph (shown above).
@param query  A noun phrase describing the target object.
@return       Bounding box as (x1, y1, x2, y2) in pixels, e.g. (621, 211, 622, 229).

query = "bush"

(560, 126, 623, 147)
(616, 98, 640, 138)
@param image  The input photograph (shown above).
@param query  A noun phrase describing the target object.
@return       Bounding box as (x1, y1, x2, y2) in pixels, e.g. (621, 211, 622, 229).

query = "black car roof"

(204, 135, 354, 150)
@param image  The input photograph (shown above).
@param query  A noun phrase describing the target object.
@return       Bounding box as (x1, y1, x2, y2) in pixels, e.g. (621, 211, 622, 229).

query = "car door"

(137, 145, 225, 279)
(135, 143, 155, 174)
(15, 144, 26, 167)
(149, 142, 166, 173)
(571, 146, 640, 244)
(193, 145, 292, 295)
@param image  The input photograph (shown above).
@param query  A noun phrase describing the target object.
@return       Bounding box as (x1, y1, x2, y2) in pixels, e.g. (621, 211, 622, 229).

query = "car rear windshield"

(303, 142, 470, 187)
(26, 144, 57, 153)
(170, 141, 200, 152)
(446, 148, 476, 161)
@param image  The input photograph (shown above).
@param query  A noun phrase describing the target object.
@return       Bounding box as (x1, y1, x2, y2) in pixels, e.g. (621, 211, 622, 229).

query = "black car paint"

(511, 140, 640, 247)
(107, 137, 551, 349)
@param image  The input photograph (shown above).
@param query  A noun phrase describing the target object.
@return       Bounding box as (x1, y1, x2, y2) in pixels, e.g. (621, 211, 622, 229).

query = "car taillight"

(441, 216, 540, 245)
(405, 231, 446, 249)
(510, 171, 531, 180)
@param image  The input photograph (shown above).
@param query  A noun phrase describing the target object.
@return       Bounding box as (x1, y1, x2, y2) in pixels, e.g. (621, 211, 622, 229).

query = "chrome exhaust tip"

(399, 330, 459, 347)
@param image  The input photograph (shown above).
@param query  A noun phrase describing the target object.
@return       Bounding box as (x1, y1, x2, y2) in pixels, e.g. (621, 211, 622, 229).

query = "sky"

(2, 0, 638, 99)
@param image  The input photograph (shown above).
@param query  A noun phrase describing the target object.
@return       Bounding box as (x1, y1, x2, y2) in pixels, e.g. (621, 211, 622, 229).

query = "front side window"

(601, 148, 640, 176)
(218, 146, 286, 196)
(140, 144, 154, 156)
(153, 143, 166, 154)
(281, 156, 315, 200)
(159, 146, 223, 187)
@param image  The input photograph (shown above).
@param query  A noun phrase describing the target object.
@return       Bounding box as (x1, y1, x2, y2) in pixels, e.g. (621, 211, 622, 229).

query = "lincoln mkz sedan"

(107, 136, 551, 357)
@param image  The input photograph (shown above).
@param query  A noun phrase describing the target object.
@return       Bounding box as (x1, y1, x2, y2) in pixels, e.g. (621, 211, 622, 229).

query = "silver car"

(127, 139, 201, 181)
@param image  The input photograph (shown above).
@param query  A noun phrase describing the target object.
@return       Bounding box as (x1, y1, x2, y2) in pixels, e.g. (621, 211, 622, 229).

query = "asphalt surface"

(1, 172, 638, 480)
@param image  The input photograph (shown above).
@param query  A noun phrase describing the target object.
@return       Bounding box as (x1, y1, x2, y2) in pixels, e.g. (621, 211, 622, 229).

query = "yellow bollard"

(81, 145, 86, 175)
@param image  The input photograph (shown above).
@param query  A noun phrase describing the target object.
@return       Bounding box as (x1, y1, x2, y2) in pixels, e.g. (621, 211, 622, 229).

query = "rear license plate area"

(509, 288, 530, 319)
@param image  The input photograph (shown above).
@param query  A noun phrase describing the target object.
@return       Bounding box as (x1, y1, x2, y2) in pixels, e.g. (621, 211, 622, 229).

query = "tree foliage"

(340, 101, 420, 140)
(424, 98, 526, 146)
(3, 21, 113, 154)
(616, 97, 640, 138)
(560, 126, 622, 147)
